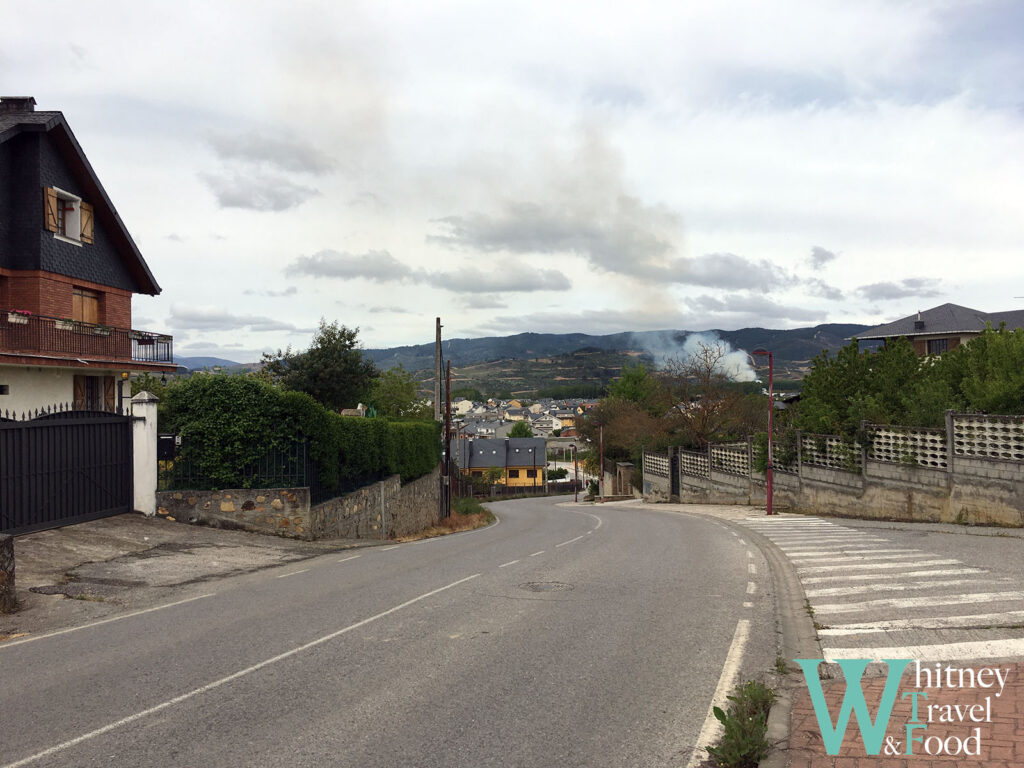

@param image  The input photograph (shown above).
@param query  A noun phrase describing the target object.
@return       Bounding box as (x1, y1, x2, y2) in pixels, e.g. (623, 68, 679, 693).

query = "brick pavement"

(784, 661, 1024, 767)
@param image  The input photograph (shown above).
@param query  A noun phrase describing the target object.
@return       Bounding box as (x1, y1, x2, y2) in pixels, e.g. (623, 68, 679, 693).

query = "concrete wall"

(131, 391, 158, 516)
(643, 472, 671, 502)
(0, 534, 15, 613)
(310, 467, 440, 540)
(155, 466, 442, 541)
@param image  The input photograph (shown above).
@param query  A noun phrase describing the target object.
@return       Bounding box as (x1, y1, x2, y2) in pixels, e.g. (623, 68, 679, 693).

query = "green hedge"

(161, 375, 440, 491)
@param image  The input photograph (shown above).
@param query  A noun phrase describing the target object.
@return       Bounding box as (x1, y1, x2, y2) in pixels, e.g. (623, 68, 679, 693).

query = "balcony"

(0, 309, 173, 365)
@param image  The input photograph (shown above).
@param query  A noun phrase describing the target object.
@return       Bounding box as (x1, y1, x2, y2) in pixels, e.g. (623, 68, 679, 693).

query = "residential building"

(852, 303, 1024, 357)
(452, 437, 546, 487)
(0, 96, 174, 414)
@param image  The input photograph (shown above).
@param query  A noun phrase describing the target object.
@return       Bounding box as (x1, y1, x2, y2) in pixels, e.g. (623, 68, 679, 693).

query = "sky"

(3, 1, 1023, 362)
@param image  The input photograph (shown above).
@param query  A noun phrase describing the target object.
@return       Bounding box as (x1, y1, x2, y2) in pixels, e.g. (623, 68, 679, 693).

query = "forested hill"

(363, 323, 870, 375)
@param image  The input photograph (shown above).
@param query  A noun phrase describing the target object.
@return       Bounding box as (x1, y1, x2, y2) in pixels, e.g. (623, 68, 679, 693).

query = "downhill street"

(0, 498, 774, 768)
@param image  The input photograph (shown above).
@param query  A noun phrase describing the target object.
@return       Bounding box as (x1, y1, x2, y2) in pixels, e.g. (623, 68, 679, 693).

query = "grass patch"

(706, 680, 776, 768)
(70, 593, 106, 602)
(394, 498, 495, 542)
(774, 655, 788, 675)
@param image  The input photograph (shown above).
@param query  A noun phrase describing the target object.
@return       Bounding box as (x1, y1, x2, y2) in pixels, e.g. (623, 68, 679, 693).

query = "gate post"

(131, 391, 159, 516)
(0, 534, 15, 613)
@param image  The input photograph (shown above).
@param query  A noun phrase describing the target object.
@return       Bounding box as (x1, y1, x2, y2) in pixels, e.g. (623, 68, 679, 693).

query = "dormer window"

(44, 186, 93, 245)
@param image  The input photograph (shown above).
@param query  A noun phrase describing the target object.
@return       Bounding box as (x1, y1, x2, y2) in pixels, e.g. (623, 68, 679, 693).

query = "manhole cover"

(520, 582, 574, 593)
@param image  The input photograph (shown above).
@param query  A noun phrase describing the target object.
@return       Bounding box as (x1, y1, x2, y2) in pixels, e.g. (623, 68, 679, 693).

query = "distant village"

(450, 396, 599, 440)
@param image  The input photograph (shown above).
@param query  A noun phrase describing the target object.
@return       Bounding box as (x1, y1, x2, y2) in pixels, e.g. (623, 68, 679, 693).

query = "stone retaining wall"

(155, 488, 312, 539)
(310, 467, 440, 540)
(0, 534, 15, 613)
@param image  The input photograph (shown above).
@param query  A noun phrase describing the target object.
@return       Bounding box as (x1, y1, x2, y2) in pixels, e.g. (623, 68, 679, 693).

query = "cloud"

(461, 294, 508, 310)
(285, 249, 571, 293)
(856, 278, 942, 300)
(243, 286, 299, 297)
(368, 305, 415, 314)
(804, 278, 844, 301)
(200, 171, 319, 211)
(808, 246, 838, 269)
(685, 293, 826, 324)
(165, 233, 184, 242)
(286, 250, 413, 282)
(207, 132, 334, 175)
(168, 305, 312, 333)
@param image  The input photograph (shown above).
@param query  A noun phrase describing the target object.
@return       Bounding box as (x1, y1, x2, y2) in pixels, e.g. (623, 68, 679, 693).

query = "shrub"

(706, 681, 776, 768)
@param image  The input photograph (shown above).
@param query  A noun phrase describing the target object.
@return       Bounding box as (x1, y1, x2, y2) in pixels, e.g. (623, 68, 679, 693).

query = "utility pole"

(434, 317, 442, 422)
(443, 361, 452, 518)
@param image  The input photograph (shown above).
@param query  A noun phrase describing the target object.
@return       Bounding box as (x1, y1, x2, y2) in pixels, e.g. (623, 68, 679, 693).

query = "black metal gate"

(0, 409, 133, 535)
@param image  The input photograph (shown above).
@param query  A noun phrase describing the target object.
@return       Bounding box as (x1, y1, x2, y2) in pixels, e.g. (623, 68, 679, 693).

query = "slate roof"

(852, 303, 1024, 340)
(0, 97, 161, 295)
(450, 437, 546, 470)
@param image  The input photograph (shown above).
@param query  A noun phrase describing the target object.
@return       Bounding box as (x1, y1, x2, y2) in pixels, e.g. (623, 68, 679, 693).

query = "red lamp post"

(752, 348, 774, 516)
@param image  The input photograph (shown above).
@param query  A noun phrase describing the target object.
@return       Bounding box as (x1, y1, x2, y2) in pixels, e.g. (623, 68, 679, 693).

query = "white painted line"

(529, 551, 545, 557)
(798, 559, 960, 573)
(0, 573, 481, 768)
(738, 538, 746, 545)
(823, 637, 1024, 663)
(276, 569, 310, 579)
(685, 620, 751, 768)
(747, 551, 753, 558)
(805, 578, 996, 598)
(743, 602, 754, 608)
(814, 591, 1024, 615)
(802, 567, 985, 583)
(0, 594, 215, 651)
(748, 563, 756, 575)
(498, 560, 520, 568)
(381, 545, 401, 551)
(746, 582, 757, 595)
(819, 610, 1024, 636)
(783, 548, 919, 557)
(555, 535, 585, 548)
(586, 531, 593, 535)
(788, 551, 928, 562)
(336, 555, 361, 564)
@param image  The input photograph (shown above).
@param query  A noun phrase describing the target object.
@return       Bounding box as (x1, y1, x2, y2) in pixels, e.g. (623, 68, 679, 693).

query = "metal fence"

(158, 442, 308, 492)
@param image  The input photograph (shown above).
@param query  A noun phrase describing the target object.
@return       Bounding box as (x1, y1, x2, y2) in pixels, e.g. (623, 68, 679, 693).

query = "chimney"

(0, 97, 37, 113)
(913, 310, 925, 331)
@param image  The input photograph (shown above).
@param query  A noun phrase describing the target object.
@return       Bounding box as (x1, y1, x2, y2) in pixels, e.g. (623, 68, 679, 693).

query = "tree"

(509, 420, 535, 437)
(370, 364, 431, 419)
(262, 320, 378, 411)
(607, 362, 664, 411)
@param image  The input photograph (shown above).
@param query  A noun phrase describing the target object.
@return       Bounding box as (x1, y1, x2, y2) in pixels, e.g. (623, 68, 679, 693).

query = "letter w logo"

(795, 658, 911, 755)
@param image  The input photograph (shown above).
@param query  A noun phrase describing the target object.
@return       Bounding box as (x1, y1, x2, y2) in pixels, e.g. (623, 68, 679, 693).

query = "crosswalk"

(740, 516, 1024, 662)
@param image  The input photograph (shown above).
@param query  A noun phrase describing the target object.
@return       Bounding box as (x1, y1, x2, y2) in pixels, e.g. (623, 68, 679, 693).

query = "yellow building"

(452, 437, 546, 487)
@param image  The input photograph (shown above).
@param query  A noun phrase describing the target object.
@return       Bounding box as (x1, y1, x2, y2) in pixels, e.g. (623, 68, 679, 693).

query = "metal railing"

(1, 309, 173, 364)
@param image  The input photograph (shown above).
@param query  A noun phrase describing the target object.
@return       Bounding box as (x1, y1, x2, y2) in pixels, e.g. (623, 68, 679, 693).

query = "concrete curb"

(704, 515, 822, 768)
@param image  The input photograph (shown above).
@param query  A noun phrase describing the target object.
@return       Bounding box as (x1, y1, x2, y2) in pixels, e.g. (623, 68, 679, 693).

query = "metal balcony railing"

(0, 309, 173, 364)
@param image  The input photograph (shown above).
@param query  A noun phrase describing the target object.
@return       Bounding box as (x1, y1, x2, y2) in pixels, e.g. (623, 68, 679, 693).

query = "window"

(508, 469, 520, 478)
(73, 288, 100, 325)
(927, 338, 948, 355)
(43, 187, 93, 244)
(526, 469, 537, 478)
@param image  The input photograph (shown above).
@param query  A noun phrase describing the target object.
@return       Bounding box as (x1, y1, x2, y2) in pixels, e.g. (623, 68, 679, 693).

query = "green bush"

(706, 680, 776, 768)
(162, 375, 440, 491)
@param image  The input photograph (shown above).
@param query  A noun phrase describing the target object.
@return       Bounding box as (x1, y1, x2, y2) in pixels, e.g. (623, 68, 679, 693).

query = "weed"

(706, 680, 776, 768)
(774, 656, 788, 675)
(394, 501, 495, 542)
(70, 594, 106, 602)
(804, 599, 815, 619)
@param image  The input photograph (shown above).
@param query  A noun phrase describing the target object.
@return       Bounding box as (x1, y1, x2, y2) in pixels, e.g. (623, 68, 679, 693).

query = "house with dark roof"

(450, 437, 547, 488)
(852, 303, 1024, 357)
(0, 97, 174, 414)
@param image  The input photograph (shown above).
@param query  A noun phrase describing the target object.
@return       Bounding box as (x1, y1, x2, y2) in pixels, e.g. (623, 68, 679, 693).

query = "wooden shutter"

(43, 187, 58, 232)
(80, 202, 94, 244)
(103, 376, 116, 412)
(73, 375, 87, 410)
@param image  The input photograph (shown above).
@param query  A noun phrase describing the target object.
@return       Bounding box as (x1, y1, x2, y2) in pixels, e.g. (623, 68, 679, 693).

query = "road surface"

(0, 498, 774, 768)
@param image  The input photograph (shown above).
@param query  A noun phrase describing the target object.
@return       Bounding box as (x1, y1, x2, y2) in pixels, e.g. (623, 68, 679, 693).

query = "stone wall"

(155, 488, 312, 539)
(0, 534, 15, 613)
(310, 467, 440, 540)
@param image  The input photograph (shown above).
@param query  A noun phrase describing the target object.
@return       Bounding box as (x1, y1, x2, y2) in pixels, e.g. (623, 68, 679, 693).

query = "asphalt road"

(0, 498, 774, 768)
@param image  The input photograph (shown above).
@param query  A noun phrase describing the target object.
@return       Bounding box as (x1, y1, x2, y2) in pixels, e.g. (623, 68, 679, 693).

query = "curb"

(710, 515, 822, 768)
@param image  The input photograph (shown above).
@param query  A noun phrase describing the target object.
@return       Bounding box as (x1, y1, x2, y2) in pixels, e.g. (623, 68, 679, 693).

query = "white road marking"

(381, 545, 401, 551)
(783, 548, 919, 557)
(336, 555, 361, 563)
(747, 551, 753, 558)
(276, 569, 310, 579)
(529, 551, 545, 557)
(819, 610, 1024, 636)
(738, 539, 746, 545)
(802, 567, 985, 583)
(0, 594, 215, 651)
(823, 638, 1024, 662)
(0, 574, 481, 768)
(555, 535, 585, 548)
(798, 559, 960, 573)
(748, 563, 756, 575)
(814, 590, 1024, 615)
(746, 582, 757, 595)
(743, 602, 754, 608)
(685, 619, 751, 768)
(498, 560, 520, 568)
(789, 552, 929, 563)
(805, 578, 996, 598)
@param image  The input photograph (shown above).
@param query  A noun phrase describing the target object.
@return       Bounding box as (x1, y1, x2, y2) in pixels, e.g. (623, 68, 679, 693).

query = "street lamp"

(570, 443, 579, 502)
(751, 348, 774, 516)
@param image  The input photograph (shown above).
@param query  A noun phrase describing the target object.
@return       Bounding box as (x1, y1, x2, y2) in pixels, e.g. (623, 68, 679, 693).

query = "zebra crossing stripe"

(813, 590, 1024, 615)
(819, 610, 1024, 636)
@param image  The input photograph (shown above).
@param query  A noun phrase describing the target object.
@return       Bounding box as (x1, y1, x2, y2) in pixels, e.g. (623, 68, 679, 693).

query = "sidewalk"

(0, 513, 377, 641)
